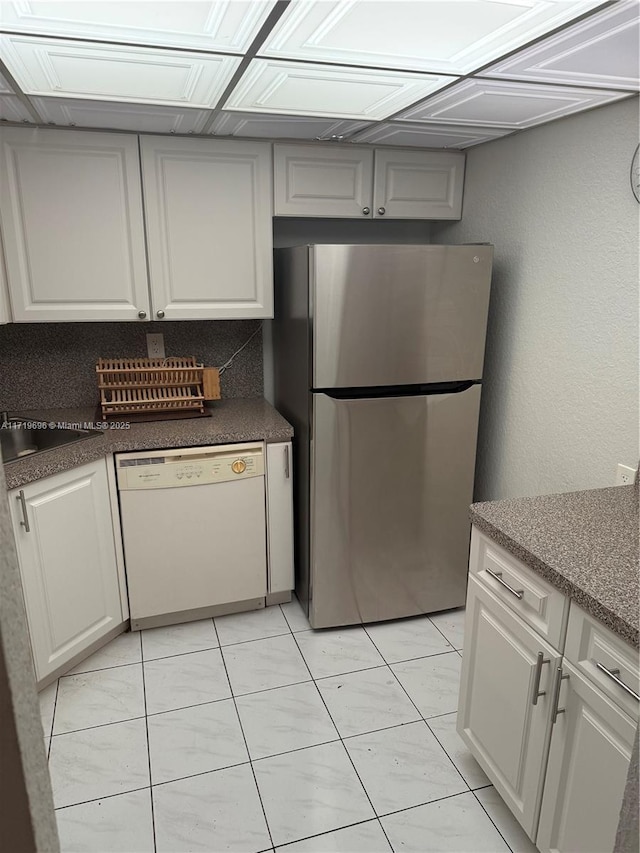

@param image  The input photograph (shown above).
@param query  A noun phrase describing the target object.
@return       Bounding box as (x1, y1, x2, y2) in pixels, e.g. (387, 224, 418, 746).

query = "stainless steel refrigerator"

(273, 244, 493, 629)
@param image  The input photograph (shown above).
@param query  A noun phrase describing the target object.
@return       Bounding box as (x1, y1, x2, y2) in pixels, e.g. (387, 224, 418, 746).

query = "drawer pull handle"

(595, 662, 639, 702)
(531, 651, 550, 705)
(17, 490, 30, 533)
(284, 445, 290, 479)
(485, 567, 523, 600)
(551, 666, 570, 723)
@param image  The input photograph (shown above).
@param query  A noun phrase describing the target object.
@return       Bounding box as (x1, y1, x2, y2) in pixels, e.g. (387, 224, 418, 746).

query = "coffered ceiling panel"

(399, 79, 631, 128)
(209, 111, 366, 139)
(353, 122, 514, 149)
(0, 36, 242, 107)
(0, 1, 276, 52)
(259, 0, 606, 74)
(0, 94, 33, 121)
(30, 97, 210, 133)
(225, 59, 456, 119)
(484, 0, 640, 90)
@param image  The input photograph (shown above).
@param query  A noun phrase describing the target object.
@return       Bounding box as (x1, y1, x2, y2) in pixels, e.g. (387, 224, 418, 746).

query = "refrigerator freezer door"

(310, 386, 482, 628)
(312, 244, 492, 389)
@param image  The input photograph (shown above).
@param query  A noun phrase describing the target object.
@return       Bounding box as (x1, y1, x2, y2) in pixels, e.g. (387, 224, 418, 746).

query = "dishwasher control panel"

(115, 442, 264, 490)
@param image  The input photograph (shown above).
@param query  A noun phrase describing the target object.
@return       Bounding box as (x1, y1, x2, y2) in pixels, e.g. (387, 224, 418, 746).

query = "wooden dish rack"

(96, 357, 220, 420)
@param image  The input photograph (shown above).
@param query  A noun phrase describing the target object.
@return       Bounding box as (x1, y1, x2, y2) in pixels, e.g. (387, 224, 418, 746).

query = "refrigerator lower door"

(310, 386, 482, 628)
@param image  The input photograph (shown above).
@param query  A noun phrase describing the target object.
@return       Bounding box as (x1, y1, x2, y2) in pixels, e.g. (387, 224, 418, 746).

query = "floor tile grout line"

(152, 758, 253, 790)
(427, 612, 465, 651)
(362, 620, 455, 655)
(46, 677, 60, 757)
(270, 815, 392, 852)
(213, 618, 276, 852)
(278, 596, 313, 635)
(288, 629, 396, 852)
(471, 788, 518, 853)
(423, 716, 480, 794)
(249, 736, 340, 765)
(50, 713, 147, 738)
(139, 630, 158, 853)
(60, 657, 146, 680)
(363, 630, 473, 796)
(54, 784, 152, 812)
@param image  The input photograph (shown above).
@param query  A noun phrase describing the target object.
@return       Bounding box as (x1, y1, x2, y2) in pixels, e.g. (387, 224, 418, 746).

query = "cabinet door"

(140, 135, 273, 320)
(10, 460, 124, 681)
(537, 661, 635, 853)
(0, 127, 150, 321)
(266, 441, 294, 595)
(274, 144, 374, 217)
(0, 230, 10, 323)
(373, 148, 464, 219)
(457, 574, 561, 839)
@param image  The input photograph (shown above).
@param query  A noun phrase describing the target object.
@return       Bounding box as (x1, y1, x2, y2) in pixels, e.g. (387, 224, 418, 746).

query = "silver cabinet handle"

(485, 567, 524, 600)
(137, 310, 147, 319)
(16, 490, 30, 533)
(362, 207, 370, 215)
(284, 445, 290, 479)
(531, 651, 549, 705)
(377, 206, 386, 215)
(156, 310, 165, 319)
(595, 662, 640, 702)
(551, 666, 570, 723)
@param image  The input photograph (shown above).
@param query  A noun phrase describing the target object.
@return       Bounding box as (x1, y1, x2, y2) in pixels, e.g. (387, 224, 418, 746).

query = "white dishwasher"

(116, 442, 267, 630)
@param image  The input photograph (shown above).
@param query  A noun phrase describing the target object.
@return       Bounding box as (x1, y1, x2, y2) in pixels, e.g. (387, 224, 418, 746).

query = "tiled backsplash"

(0, 320, 263, 410)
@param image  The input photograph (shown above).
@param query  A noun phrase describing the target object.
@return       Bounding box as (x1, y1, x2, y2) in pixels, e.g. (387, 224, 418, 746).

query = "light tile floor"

(39, 599, 537, 853)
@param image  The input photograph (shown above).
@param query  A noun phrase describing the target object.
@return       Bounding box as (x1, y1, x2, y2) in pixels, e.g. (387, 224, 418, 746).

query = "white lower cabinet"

(459, 527, 638, 853)
(537, 660, 636, 853)
(458, 574, 561, 838)
(9, 459, 125, 682)
(266, 441, 294, 595)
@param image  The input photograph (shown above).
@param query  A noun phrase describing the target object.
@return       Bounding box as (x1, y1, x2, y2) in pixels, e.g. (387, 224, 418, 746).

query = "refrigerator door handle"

(315, 380, 479, 401)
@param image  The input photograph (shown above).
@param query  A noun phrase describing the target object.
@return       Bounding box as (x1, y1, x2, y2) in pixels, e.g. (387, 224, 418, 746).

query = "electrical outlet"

(616, 463, 637, 486)
(146, 333, 165, 359)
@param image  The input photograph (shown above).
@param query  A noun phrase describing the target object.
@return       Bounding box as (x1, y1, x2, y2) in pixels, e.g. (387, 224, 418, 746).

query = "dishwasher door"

(117, 444, 267, 629)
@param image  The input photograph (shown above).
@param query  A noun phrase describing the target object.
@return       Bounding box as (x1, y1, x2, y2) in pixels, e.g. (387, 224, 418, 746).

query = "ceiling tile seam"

(0, 29, 246, 59)
(470, 73, 640, 94)
(1, 89, 632, 147)
(200, 0, 292, 135)
(358, 45, 637, 129)
(0, 58, 42, 123)
(250, 0, 623, 84)
(0, 0, 625, 84)
(456, 0, 620, 79)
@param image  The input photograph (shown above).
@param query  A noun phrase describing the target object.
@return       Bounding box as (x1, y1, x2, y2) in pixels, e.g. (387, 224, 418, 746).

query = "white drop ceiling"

(0, 0, 637, 149)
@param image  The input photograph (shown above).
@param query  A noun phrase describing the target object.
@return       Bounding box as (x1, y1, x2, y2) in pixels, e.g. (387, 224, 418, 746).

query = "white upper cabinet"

(374, 148, 464, 219)
(140, 136, 273, 320)
(274, 143, 464, 219)
(0, 231, 11, 323)
(0, 127, 150, 321)
(274, 144, 374, 217)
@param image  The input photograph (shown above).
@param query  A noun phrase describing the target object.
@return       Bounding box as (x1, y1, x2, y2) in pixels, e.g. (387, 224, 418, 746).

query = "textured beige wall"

(433, 96, 640, 501)
(0, 457, 59, 852)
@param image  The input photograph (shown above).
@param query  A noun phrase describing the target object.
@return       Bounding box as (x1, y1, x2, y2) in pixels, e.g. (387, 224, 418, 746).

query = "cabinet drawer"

(565, 602, 639, 721)
(470, 528, 569, 650)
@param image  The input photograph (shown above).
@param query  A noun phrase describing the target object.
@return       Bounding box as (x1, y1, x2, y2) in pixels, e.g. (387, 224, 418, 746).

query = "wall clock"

(631, 144, 640, 203)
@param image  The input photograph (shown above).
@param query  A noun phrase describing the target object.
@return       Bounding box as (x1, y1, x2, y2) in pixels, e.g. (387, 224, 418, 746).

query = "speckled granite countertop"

(470, 486, 639, 648)
(3, 399, 293, 490)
